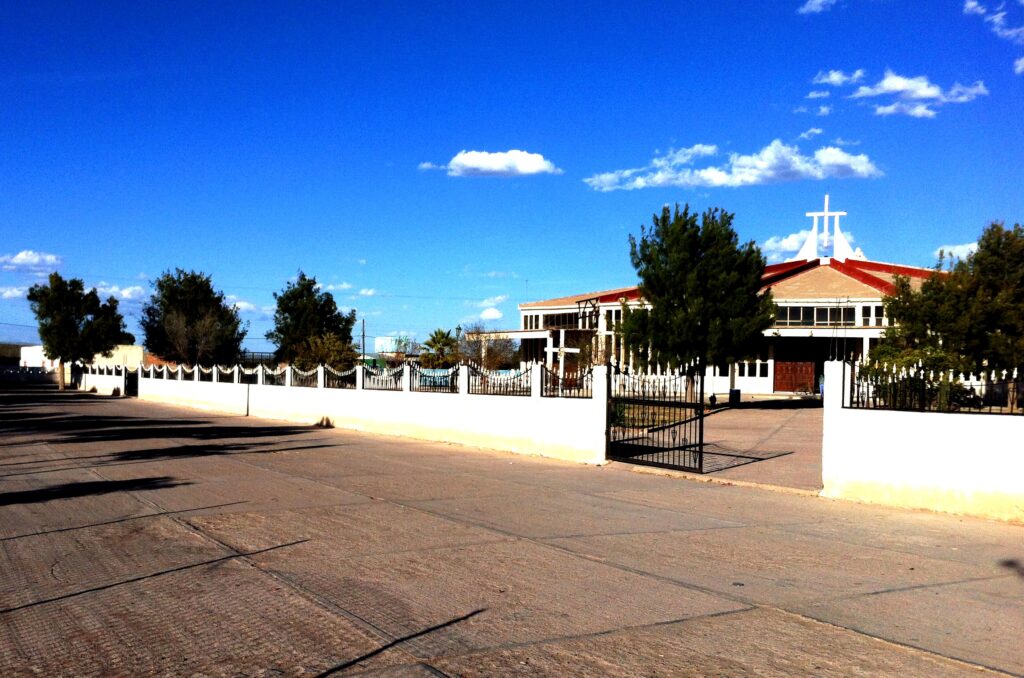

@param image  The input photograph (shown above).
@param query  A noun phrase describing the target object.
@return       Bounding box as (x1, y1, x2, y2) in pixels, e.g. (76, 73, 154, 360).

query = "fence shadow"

(0, 476, 188, 507)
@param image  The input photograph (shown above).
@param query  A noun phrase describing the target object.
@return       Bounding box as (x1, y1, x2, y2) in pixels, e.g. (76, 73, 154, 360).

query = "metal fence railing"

(541, 366, 593, 398)
(846, 362, 1022, 415)
(324, 366, 356, 389)
(363, 365, 403, 391)
(291, 367, 319, 388)
(410, 364, 458, 393)
(467, 364, 531, 396)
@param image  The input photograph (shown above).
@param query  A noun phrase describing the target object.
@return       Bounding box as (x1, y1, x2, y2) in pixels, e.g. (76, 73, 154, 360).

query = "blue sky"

(1, 1, 1022, 351)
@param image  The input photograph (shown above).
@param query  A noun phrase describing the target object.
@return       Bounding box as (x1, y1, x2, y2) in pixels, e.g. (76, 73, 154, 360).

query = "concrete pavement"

(0, 386, 1020, 676)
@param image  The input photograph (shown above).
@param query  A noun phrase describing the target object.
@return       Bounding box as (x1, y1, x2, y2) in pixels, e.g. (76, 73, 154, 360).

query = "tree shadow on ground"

(0, 441, 339, 478)
(0, 476, 188, 507)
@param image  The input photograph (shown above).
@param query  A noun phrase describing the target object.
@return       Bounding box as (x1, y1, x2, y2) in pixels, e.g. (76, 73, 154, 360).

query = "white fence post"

(212, 365, 219, 383)
(458, 364, 469, 395)
(317, 365, 324, 389)
(257, 364, 264, 386)
(530, 362, 542, 398)
(402, 363, 411, 392)
(234, 365, 240, 384)
(285, 365, 293, 388)
(355, 365, 364, 390)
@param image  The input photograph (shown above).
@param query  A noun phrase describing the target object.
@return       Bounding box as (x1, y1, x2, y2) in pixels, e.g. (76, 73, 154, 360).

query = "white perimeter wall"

(138, 366, 608, 465)
(821, 361, 1024, 523)
(80, 371, 128, 396)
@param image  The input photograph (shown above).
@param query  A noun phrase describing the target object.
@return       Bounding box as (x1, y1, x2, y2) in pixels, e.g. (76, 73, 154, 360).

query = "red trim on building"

(827, 258, 896, 295)
(842, 259, 939, 280)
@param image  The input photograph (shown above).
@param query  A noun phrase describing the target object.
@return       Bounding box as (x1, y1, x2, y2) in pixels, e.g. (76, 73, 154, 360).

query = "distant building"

(482, 196, 936, 395)
(20, 344, 144, 370)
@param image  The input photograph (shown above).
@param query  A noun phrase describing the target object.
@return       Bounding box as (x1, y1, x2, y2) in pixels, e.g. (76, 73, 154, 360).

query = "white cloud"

(985, 10, 1024, 44)
(851, 70, 988, 116)
(798, 0, 838, 14)
(963, 2, 1024, 73)
(359, 288, 376, 296)
(479, 307, 503, 320)
(0, 249, 61, 272)
(325, 282, 352, 291)
(225, 294, 258, 313)
(963, 0, 986, 16)
(799, 127, 824, 140)
(584, 139, 881, 192)
(806, 90, 830, 99)
(357, 259, 367, 265)
(0, 286, 27, 299)
(851, 72, 941, 100)
(477, 295, 508, 308)
(833, 137, 861, 146)
(812, 69, 866, 86)
(762, 228, 856, 263)
(874, 102, 937, 118)
(817, 105, 832, 116)
(792, 106, 809, 114)
(420, 149, 563, 177)
(934, 242, 978, 259)
(96, 283, 147, 301)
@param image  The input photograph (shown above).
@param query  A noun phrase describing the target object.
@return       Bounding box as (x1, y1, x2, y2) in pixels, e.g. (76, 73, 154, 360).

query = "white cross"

(805, 193, 847, 249)
(544, 330, 580, 395)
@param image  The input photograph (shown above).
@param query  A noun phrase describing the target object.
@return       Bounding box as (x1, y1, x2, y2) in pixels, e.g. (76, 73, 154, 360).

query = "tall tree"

(140, 269, 246, 366)
(881, 221, 1024, 372)
(265, 272, 357, 368)
(28, 273, 135, 390)
(620, 204, 774, 376)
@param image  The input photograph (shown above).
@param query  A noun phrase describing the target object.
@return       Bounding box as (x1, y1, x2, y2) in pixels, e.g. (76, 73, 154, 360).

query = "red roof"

(520, 258, 941, 309)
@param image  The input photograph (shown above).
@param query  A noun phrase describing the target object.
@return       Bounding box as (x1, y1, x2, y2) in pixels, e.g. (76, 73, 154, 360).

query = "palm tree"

(422, 328, 459, 368)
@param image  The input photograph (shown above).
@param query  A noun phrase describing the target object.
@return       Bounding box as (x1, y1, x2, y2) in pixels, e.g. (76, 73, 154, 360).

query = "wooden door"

(774, 361, 815, 393)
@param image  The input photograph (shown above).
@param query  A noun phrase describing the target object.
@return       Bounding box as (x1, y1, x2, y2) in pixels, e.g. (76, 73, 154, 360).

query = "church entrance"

(774, 361, 816, 393)
(771, 336, 857, 394)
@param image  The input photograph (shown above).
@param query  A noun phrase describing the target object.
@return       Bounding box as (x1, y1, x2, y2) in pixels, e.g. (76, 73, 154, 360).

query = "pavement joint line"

(823, 572, 1017, 601)
(734, 407, 805, 456)
(167, 448, 773, 612)
(406, 606, 758, 666)
(0, 539, 309, 615)
(105, 473, 422, 660)
(768, 520, 1024, 569)
(783, 607, 1016, 676)
(387, 499, 763, 609)
(0, 500, 250, 542)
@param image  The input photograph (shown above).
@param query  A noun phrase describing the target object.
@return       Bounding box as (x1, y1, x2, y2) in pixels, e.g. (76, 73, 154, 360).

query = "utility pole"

(361, 318, 366, 365)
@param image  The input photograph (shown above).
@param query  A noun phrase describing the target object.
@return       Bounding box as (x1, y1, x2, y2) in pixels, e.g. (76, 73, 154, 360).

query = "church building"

(492, 196, 937, 396)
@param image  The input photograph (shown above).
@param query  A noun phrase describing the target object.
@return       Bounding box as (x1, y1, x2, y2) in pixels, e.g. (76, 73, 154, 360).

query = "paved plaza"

(0, 386, 1021, 676)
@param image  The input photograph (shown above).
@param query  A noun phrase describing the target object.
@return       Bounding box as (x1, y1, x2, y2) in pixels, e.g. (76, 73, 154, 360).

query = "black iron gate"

(607, 369, 705, 473)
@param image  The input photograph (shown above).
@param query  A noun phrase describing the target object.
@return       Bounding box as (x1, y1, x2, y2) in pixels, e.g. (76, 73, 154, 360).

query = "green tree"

(620, 204, 774, 380)
(421, 328, 459, 368)
(140, 269, 246, 366)
(28, 273, 135, 390)
(266, 272, 357, 368)
(881, 222, 1024, 372)
(294, 333, 358, 371)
